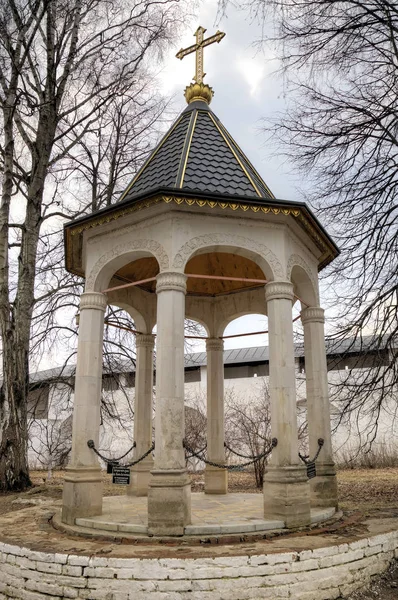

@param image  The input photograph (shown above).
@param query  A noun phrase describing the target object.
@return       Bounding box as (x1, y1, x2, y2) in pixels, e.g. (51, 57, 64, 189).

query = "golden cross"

(176, 26, 226, 85)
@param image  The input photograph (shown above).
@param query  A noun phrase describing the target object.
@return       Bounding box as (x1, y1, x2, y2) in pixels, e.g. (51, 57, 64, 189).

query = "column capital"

(136, 333, 155, 349)
(206, 337, 224, 352)
(156, 271, 187, 294)
(80, 292, 107, 312)
(301, 306, 325, 325)
(265, 281, 294, 302)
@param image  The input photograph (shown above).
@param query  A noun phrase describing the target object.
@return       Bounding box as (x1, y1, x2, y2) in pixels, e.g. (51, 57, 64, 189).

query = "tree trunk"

(0, 88, 55, 490)
(0, 336, 32, 491)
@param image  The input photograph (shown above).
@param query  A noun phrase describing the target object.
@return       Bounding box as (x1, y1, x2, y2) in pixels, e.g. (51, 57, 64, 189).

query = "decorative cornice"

(65, 194, 338, 278)
(156, 272, 187, 294)
(79, 292, 108, 312)
(206, 338, 224, 352)
(301, 307, 325, 325)
(68, 195, 302, 238)
(265, 281, 294, 302)
(135, 333, 155, 349)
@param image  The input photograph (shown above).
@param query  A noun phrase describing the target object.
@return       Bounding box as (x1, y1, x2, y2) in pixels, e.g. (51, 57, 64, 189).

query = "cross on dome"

(176, 26, 226, 104)
(176, 26, 225, 84)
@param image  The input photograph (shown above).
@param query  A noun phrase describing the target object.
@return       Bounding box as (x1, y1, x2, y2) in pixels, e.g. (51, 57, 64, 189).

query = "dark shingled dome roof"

(119, 99, 274, 203)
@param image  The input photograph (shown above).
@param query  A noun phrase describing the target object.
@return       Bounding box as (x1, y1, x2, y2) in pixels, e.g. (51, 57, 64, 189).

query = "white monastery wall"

(0, 531, 397, 600)
(27, 359, 396, 471)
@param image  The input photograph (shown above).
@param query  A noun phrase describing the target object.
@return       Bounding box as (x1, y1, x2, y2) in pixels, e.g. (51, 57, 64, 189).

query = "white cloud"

(236, 56, 266, 98)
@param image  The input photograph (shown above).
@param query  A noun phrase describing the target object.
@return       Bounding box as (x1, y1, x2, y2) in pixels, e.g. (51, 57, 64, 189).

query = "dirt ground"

(0, 467, 397, 599)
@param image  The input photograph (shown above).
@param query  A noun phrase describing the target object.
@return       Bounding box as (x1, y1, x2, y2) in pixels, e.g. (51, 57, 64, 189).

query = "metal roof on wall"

(26, 335, 394, 384)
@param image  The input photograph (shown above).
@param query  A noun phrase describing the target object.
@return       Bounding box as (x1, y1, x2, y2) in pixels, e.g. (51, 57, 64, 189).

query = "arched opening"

(184, 251, 269, 296)
(221, 314, 269, 390)
(183, 317, 208, 475)
(99, 305, 138, 469)
(290, 264, 318, 309)
(92, 251, 160, 293)
(112, 257, 159, 293)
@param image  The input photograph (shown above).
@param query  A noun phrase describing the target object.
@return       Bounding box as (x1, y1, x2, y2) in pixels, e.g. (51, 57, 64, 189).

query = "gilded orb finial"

(176, 26, 225, 104)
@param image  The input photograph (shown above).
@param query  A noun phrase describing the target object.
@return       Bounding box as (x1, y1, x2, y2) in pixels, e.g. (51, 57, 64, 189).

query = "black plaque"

(306, 462, 316, 479)
(107, 461, 119, 474)
(112, 466, 130, 485)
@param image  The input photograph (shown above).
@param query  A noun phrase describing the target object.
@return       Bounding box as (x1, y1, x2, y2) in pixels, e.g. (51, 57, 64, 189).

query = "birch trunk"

(0, 2, 56, 490)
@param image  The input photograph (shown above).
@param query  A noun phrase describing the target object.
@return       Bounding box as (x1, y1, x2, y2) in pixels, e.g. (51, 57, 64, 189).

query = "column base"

(205, 465, 228, 494)
(263, 465, 311, 528)
(148, 469, 191, 536)
(310, 462, 338, 509)
(61, 466, 103, 525)
(127, 458, 154, 497)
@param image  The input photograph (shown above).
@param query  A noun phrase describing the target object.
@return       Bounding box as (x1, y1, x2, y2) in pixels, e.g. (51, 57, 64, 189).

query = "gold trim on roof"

(118, 113, 185, 203)
(177, 111, 198, 187)
(207, 112, 262, 198)
(218, 120, 275, 200)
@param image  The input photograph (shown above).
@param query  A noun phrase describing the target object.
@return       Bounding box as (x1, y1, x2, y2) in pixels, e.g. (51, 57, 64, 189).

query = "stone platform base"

(70, 493, 335, 536)
(0, 527, 397, 600)
(0, 500, 397, 600)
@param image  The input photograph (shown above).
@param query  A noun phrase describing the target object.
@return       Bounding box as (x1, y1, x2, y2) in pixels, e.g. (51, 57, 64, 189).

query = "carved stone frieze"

(85, 239, 169, 291)
(172, 233, 284, 279)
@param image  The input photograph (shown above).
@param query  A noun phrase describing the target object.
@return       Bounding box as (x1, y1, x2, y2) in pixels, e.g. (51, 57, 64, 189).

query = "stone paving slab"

(74, 493, 335, 536)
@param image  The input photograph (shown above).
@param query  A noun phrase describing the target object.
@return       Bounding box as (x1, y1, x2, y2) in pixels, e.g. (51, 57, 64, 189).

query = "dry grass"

(336, 467, 398, 512)
(22, 467, 398, 515)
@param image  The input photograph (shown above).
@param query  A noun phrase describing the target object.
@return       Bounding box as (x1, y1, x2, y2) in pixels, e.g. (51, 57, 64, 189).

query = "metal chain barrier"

(121, 443, 155, 467)
(224, 441, 269, 460)
(86, 440, 136, 464)
(298, 438, 324, 465)
(298, 438, 324, 479)
(112, 442, 137, 461)
(87, 440, 154, 468)
(183, 438, 277, 471)
(185, 443, 207, 460)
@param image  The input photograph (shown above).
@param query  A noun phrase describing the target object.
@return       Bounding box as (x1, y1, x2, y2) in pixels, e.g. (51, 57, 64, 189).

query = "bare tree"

(28, 383, 73, 478)
(225, 384, 273, 488)
(0, 0, 186, 491)
(220, 0, 398, 445)
(63, 85, 171, 213)
(184, 392, 207, 471)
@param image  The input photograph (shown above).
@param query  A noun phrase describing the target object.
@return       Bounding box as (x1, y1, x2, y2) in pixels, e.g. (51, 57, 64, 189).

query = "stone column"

(128, 333, 155, 497)
(263, 281, 311, 528)
(148, 272, 191, 535)
(301, 307, 338, 509)
(205, 338, 228, 494)
(62, 292, 107, 525)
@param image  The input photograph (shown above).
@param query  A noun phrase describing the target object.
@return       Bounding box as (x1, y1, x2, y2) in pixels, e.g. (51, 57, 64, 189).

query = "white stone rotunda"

(61, 27, 339, 536)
